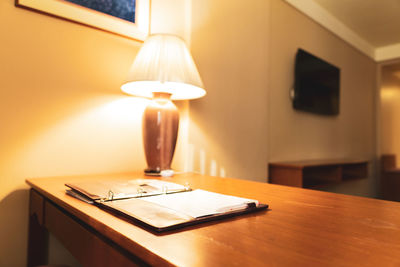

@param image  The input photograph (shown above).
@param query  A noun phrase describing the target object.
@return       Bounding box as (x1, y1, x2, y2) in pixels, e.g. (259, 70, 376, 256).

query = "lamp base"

(144, 168, 174, 177)
(142, 92, 179, 176)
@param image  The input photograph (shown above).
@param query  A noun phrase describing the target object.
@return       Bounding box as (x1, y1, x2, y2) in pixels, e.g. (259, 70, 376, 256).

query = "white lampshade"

(121, 34, 206, 100)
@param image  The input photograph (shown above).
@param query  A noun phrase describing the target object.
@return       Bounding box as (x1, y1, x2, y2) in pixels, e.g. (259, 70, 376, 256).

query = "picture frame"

(16, 0, 150, 41)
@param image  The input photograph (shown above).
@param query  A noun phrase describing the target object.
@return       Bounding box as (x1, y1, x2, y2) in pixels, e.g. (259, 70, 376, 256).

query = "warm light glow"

(8, 96, 150, 180)
(380, 86, 400, 165)
(394, 71, 400, 80)
(381, 87, 400, 99)
(121, 34, 206, 100)
(121, 81, 205, 100)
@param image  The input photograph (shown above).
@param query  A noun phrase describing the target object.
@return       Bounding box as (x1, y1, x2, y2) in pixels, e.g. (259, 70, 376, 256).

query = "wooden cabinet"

(380, 154, 400, 201)
(268, 159, 368, 188)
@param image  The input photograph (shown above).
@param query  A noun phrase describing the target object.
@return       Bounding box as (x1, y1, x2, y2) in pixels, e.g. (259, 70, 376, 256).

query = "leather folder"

(66, 179, 268, 232)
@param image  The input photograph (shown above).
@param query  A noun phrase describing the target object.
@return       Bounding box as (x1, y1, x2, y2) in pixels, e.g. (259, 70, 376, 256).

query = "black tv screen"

(293, 49, 340, 115)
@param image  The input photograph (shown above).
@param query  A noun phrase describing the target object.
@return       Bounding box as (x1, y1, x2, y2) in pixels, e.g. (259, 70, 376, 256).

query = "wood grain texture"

(27, 172, 400, 266)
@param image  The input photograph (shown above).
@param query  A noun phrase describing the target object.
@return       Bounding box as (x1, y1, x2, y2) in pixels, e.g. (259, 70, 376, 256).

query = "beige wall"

(269, 0, 376, 195)
(189, 0, 377, 193)
(0, 0, 188, 265)
(189, 0, 270, 181)
(380, 63, 400, 166)
(269, 0, 376, 162)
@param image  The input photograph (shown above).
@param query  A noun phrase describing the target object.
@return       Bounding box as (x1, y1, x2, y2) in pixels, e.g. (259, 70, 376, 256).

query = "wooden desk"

(26, 172, 400, 266)
(269, 159, 368, 188)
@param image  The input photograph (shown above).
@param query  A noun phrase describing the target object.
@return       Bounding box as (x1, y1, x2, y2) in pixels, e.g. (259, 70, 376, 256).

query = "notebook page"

(141, 189, 259, 218)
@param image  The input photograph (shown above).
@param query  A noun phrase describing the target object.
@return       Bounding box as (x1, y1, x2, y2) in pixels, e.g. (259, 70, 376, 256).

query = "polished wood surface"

(269, 159, 368, 187)
(27, 172, 400, 266)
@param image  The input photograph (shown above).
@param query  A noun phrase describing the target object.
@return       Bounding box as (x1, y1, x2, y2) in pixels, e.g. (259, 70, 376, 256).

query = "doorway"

(379, 59, 400, 201)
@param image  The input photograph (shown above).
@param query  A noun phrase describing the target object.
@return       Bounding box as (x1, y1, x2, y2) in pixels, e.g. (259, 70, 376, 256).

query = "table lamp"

(121, 34, 206, 176)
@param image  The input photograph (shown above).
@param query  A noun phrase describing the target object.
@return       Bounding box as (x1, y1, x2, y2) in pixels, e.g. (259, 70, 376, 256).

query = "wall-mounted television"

(293, 49, 340, 116)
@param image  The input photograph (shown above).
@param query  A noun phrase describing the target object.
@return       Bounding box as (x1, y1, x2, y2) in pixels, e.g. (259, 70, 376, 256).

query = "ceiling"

(313, 0, 400, 47)
(285, 0, 400, 61)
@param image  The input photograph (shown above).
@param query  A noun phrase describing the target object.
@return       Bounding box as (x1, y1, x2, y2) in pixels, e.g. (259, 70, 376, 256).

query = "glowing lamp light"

(121, 34, 206, 176)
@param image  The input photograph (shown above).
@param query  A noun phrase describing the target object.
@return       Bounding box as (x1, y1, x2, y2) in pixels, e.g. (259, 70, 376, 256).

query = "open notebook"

(66, 179, 268, 232)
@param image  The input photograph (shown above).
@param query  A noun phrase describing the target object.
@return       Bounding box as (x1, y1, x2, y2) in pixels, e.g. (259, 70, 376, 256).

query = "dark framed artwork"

(16, 0, 150, 41)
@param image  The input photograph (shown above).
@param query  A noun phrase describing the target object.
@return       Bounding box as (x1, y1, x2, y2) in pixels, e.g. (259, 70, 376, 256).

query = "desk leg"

(27, 189, 49, 267)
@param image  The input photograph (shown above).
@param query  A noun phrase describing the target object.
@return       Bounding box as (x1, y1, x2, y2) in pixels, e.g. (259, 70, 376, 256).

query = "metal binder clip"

(107, 190, 114, 201)
(162, 185, 168, 194)
(137, 187, 144, 197)
(184, 182, 190, 191)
